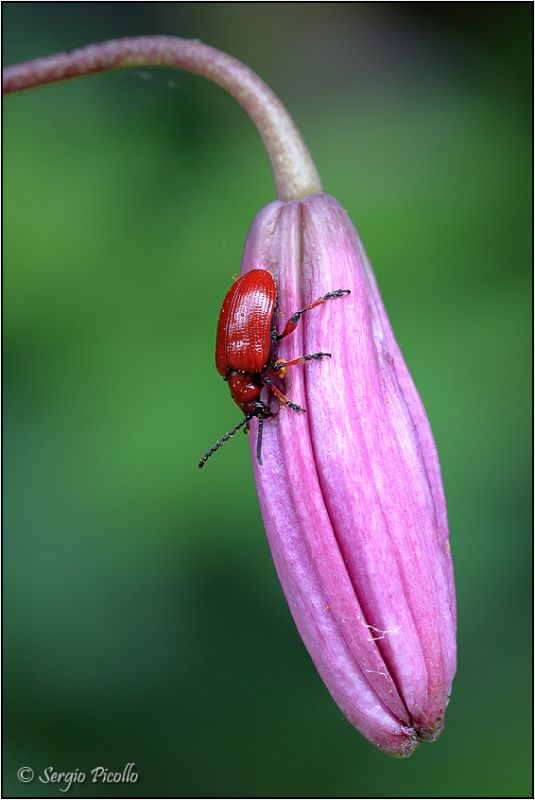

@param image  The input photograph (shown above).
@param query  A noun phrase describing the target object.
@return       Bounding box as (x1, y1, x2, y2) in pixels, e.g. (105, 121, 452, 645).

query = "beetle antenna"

(198, 415, 252, 468)
(256, 415, 265, 465)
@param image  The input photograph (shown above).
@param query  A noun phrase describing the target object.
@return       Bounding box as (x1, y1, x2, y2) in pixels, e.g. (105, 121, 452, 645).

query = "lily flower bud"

(242, 193, 456, 755)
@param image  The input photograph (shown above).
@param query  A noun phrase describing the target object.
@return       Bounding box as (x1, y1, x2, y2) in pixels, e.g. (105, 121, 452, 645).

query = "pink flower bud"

(242, 193, 456, 756)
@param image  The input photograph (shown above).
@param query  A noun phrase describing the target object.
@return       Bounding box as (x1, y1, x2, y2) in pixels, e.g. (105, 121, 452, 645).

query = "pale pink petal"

(241, 194, 456, 753)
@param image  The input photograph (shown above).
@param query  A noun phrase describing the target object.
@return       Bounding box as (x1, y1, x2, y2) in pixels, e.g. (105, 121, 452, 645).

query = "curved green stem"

(3, 35, 322, 202)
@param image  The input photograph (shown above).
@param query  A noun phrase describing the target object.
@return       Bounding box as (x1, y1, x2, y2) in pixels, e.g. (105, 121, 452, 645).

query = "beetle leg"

(262, 375, 306, 413)
(270, 353, 331, 378)
(277, 289, 351, 340)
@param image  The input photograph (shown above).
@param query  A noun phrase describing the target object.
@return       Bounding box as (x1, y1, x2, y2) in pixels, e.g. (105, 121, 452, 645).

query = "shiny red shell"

(215, 269, 276, 376)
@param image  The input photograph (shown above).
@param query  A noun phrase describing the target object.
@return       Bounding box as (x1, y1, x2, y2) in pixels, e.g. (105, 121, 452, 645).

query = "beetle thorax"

(226, 371, 263, 414)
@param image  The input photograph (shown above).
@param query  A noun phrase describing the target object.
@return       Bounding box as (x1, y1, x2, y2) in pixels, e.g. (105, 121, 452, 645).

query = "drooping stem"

(3, 35, 322, 202)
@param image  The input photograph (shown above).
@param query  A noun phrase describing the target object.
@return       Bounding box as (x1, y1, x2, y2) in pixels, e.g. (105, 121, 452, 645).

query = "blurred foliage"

(4, 4, 532, 798)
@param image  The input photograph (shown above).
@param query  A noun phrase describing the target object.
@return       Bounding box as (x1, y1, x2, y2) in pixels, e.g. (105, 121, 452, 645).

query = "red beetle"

(199, 269, 350, 467)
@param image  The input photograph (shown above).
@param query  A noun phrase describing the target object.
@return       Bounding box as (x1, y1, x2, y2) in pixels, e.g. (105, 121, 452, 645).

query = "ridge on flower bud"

(241, 193, 456, 755)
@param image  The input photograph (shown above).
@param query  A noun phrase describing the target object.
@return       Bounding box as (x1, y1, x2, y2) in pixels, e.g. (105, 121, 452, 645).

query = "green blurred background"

(3, 3, 532, 797)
